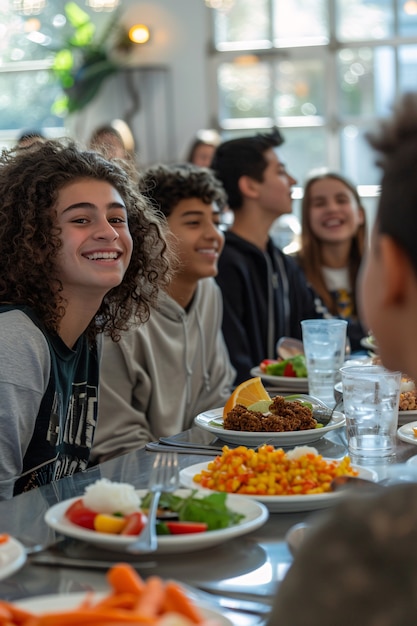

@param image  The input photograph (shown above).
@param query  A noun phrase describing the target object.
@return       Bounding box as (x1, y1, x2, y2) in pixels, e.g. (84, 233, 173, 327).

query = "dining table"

(1, 409, 417, 626)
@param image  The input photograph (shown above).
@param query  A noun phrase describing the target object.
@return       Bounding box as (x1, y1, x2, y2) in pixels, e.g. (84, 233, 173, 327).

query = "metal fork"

(126, 452, 179, 554)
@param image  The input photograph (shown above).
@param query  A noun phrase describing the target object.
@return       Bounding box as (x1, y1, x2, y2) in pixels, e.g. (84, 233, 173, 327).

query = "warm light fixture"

(403, 0, 417, 15)
(85, 0, 120, 11)
(12, 0, 46, 14)
(128, 24, 151, 45)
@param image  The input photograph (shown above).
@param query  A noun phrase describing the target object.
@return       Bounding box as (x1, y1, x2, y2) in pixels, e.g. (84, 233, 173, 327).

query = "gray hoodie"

(91, 278, 235, 463)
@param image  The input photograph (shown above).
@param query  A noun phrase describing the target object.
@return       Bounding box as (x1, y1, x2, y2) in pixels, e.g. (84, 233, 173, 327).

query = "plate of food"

(360, 334, 378, 353)
(194, 406, 345, 446)
(44, 483, 268, 553)
(250, 366, 309, 391)
(0, 535, 26, 580)
(179, 447, 378, 513)
(16, 564, 233, 626)
(397, 421, 417, 446)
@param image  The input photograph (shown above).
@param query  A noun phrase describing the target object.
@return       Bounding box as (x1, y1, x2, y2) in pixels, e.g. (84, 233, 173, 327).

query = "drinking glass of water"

(301, 319, 348, 406)
(341, 365, 401, 460)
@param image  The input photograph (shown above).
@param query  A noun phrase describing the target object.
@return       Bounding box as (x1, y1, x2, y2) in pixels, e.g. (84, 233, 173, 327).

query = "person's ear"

(379, 235, 410, 306)
(238, 175, 259, 200)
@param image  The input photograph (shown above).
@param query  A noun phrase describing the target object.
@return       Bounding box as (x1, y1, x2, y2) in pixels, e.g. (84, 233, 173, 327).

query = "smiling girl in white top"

(295, 172, 368, 352)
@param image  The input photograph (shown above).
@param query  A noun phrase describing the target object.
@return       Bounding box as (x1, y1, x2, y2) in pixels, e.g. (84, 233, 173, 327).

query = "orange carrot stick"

(93, 592, 140, 610)
(163, 582, 204, 624)
(106, 563, 146, 596)
(25, 608, 156, 625)
(134, 576, 165, 618)
(0, 601, 34, 624)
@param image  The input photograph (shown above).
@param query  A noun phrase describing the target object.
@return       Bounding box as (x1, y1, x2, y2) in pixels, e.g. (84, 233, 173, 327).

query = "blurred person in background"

(296, 172, 368, 353)
(186, 129, 221, 168)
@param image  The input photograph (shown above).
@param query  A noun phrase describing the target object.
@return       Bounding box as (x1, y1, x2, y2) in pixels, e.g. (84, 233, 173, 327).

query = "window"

(0, 2, 113, 148)
(210, 0, 417, 201)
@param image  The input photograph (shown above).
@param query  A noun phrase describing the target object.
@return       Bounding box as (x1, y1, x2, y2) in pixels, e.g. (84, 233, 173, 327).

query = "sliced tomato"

(165, 521, 208, 535)
(120, 512, 147, 536)
(283, 362, 297, 377)
(65, 498, 98, 530)
(260, 359, 278, 373)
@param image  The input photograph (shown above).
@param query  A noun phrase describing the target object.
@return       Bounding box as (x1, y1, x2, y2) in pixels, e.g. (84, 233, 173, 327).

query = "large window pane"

(340, 125, 381, 185)
(273, 0, 328, 46)
(218, 59, 272, 122)
(335, 0, 394, 41)
(399, 45, 417, 92)
(213, 0, 270, 50)
(274, 58, 326, 118)
(0, 70, 63, 130)
(338, 47, 395, 116)
(275, 127, 327, 186)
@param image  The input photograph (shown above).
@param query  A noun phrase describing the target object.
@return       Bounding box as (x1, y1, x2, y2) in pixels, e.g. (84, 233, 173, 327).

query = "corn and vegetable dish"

(193, 445, 358, 496)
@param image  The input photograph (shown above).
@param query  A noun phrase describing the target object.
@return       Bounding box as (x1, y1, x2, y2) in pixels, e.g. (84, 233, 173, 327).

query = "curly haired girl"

(0, 139, 171, 498)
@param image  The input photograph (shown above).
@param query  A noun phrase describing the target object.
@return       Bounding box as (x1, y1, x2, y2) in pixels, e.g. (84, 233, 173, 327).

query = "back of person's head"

(270, 483, 417, 626)
(186, 129, 221, 167)
(366, 92, 417, 276)
(16, 129, 46, 148)
(88, 124, 127, 159)
(211, 127, 284, 210)
(139, 162, 227, 218)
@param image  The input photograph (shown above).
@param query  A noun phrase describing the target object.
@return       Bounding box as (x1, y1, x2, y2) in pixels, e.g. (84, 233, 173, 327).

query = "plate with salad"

(44, 482, 268, 553)
(251, 354, 309, 391)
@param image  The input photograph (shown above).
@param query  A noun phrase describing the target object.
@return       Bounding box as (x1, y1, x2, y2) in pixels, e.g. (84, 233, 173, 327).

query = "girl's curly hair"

(0, 138, 172, 342)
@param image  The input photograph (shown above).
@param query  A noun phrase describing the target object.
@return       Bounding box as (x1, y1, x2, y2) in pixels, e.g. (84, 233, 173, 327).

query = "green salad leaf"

(141, 490, 244, 530)
(265, 354, 307, 377)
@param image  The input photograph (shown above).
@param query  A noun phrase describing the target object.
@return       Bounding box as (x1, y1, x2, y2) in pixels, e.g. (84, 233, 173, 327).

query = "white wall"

(69, 0, 213, 166)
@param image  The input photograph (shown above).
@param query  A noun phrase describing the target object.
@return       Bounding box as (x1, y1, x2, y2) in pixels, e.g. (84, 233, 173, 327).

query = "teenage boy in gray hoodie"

(92, 163, 235, 462)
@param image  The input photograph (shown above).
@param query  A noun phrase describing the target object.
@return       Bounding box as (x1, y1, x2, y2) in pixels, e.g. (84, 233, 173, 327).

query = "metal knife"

(158, 437, 224, 451)
(29, 553, 157, 569)
(145, 442, 219, 455)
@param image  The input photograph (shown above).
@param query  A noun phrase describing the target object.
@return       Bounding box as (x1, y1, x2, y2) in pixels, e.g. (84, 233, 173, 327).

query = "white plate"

(44, 488, 268, 552)
(397, 421, 417, 446)
(0, 536, 26, 580)
(360, 336, 378, 352)
(180, 461, 378, 513)
(406, 455, 417, 468)
(194, 407, 346, 446)
(250, 366, 309, 391)
(16, 591, 232, 625)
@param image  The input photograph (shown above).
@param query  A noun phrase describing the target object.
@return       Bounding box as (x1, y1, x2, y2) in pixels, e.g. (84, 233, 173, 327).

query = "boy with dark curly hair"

(92, 163, 235, 462)
(0, 139, 170, 499)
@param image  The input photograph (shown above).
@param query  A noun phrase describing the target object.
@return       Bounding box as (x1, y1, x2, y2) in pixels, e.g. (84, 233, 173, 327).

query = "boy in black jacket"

(211, 128, 321, 384)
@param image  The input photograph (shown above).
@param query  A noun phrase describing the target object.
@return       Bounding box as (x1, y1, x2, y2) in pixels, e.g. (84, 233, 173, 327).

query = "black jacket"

(216, 232, 321, 384)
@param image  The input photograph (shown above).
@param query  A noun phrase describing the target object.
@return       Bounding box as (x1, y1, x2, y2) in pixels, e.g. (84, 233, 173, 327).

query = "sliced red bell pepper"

(164, 521, 208, 534)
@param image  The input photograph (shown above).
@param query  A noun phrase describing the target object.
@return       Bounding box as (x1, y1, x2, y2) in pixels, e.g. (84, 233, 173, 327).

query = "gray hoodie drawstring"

(196, 310, 211, 392)
(181, 314, 193, 405)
